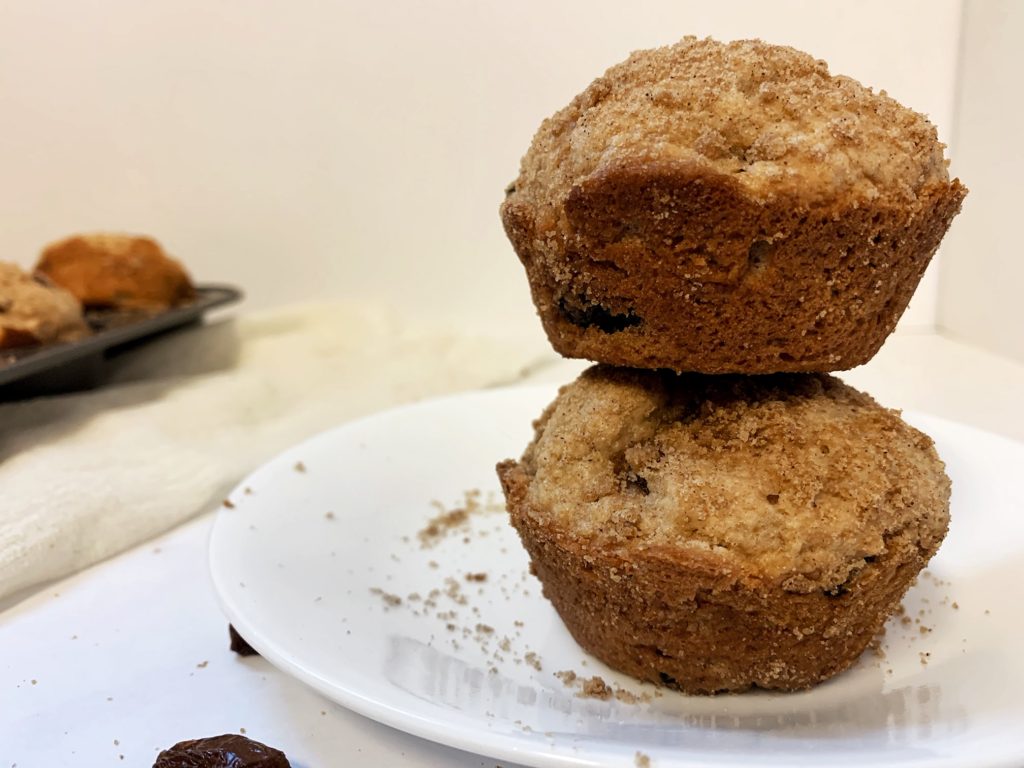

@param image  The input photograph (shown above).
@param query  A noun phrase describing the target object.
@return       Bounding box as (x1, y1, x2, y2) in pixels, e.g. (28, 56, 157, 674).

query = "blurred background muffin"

(498, 365, 951, 692)
(0, 262, 89, 349)
(36, 234, 195, 312)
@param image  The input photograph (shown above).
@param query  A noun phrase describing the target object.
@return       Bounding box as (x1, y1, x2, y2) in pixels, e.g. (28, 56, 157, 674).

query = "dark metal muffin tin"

(0, 284, 241, 400)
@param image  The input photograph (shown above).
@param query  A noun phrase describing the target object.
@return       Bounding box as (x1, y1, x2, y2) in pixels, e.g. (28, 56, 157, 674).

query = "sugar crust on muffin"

(508, 365, 947, 588)
(36, 233, 195, 311)
(510, 37, 953, 211)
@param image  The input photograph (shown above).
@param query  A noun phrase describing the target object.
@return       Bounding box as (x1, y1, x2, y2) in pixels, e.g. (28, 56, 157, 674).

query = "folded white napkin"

(0, 303, 550, 602)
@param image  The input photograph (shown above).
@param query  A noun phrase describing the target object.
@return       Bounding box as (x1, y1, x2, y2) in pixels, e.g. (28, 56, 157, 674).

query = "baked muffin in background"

(0, 262, 89, 349)
(497, 366, 950, 693)
(36, 233, 195, 312)
(501, 37, 966, 374)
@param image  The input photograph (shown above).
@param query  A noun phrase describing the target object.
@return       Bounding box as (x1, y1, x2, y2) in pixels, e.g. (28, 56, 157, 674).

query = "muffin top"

(516, 366, 950, 592)
(0, 262, 88, 346)
(507, 37, 952, 209)
(36, 233, 194, 310)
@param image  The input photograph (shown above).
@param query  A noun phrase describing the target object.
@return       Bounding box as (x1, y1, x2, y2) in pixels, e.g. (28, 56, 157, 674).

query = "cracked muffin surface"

(497, 366, 950, 692)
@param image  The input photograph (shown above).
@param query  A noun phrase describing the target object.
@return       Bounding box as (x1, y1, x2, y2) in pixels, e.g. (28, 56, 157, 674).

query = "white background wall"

(938, 0, 1023, 362)
(0, 0, 966, 338)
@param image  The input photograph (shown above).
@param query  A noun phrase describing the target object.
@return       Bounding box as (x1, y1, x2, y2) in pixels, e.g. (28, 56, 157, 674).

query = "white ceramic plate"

(209, 386, 1024, 768)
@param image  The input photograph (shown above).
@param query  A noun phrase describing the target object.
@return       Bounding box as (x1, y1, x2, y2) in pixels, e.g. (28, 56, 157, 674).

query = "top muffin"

(502, 38, 966, 373)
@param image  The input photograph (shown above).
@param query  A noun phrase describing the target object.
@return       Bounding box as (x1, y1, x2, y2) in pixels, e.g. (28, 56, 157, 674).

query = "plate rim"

(208, 385, 1024, 768)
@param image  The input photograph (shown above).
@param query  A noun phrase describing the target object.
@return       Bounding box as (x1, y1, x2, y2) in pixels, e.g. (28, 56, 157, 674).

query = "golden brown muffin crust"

(511, 37, 951, 211)
(36, 233, 195, 311)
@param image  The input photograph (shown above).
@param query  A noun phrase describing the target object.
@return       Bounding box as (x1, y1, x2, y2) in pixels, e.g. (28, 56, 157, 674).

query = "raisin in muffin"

(497, 366, 950, 693)
(0, 262, 89, 349)
(500, 37, 966, 373)
(36, 233, 195, 312)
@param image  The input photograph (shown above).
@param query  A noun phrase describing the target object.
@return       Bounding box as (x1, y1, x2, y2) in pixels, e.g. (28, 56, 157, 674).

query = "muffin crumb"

(579, 676, 612, 700)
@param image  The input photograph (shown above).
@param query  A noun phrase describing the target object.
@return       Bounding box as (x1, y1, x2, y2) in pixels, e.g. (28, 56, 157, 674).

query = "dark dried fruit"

(153, 734, 289, 767)
(557, 294, 642, 333)
(228, 625, 259, 657)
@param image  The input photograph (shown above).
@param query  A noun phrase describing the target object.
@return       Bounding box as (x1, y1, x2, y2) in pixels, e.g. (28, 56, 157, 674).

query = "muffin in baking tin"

(0, 262, 89, 349)
(37, 233, 195, 312)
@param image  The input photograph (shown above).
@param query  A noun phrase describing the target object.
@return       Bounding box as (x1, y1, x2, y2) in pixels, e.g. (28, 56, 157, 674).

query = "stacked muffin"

(496, 38, 965, 694)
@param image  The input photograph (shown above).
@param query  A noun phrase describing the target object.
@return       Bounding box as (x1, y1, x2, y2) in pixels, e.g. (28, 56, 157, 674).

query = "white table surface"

(3, 330, 1024, 768)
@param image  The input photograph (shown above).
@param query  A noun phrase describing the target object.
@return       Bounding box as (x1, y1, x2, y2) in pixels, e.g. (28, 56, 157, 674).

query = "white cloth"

(0, 303, 551, 602)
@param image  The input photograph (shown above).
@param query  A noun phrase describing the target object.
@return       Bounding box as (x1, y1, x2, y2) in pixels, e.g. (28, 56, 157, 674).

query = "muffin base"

(502, 166, 966, 373)
(498, 459, 939, 694)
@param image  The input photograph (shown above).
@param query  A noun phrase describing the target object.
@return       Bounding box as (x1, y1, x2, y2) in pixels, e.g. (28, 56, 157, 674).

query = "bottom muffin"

(497, 366, 950, 693)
